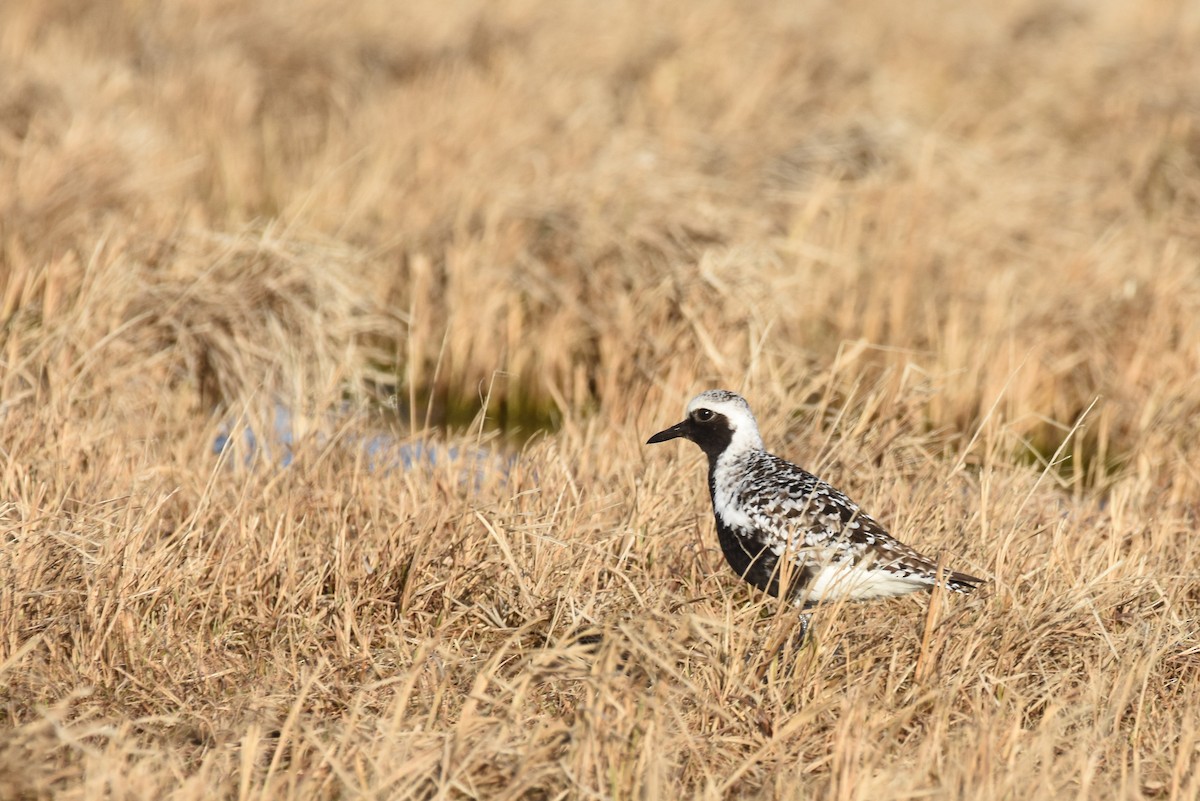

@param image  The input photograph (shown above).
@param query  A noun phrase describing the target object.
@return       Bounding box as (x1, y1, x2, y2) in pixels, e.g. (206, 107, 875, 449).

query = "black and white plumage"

(647, 390, 982, 616)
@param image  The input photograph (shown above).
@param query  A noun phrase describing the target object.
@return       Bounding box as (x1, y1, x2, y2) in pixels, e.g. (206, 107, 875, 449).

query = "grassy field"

(3, 0, 1200, 798)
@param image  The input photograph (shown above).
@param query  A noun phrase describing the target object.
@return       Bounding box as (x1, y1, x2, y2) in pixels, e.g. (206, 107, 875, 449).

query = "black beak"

(647, 419, 692, 444)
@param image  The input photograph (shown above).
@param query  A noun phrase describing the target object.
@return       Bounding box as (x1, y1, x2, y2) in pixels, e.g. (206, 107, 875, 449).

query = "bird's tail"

(942, 568, 984, 594)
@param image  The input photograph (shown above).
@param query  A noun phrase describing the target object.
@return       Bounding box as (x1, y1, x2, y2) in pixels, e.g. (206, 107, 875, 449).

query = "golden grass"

(3, 0, 1200, 798)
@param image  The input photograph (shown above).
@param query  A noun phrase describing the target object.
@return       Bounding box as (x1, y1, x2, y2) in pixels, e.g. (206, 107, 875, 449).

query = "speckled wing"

(735, 453, 980, 590)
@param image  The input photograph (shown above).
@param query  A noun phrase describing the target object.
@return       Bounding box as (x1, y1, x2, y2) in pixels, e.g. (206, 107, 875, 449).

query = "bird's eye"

(694, 408, 714, 422)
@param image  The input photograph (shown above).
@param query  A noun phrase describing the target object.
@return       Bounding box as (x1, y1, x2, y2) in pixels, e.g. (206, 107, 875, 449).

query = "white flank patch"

(801, 564, 931, 603)
(713, 496, 756, 535)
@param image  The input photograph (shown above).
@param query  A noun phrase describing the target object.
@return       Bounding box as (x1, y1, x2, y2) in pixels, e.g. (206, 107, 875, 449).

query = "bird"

(647, 390, 982, 636)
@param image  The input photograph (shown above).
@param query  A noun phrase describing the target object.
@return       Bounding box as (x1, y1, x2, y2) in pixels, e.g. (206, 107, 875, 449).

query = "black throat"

(689, 416, 734, 463)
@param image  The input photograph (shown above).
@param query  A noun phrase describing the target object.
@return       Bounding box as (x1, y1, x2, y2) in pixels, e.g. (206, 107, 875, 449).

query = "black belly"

(713, 517, 817, 608)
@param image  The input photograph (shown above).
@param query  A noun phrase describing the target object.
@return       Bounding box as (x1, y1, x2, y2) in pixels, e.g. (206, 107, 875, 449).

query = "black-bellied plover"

(647, 390, 981, 634)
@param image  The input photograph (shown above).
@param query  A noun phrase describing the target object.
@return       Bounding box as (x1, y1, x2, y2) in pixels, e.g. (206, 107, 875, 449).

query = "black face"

(646, 406, 734, 460)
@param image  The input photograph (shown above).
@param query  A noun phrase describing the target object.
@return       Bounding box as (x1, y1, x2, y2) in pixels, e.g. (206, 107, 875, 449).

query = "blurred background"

(4, 0, 1198, 475)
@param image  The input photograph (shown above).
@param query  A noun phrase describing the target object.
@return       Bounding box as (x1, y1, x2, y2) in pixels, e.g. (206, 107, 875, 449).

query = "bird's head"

(647, 390, 764, 460)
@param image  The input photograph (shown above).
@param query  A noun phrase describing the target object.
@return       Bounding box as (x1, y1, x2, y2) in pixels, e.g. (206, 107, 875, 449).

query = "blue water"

(213, 404, 511, 483)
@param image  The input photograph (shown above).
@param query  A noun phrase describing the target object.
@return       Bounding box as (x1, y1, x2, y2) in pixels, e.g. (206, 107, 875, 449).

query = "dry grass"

(3, 0, 1200, 798)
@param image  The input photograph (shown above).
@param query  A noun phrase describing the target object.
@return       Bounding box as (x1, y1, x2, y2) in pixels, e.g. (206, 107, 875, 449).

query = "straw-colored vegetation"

(3, 0, 1199, 798)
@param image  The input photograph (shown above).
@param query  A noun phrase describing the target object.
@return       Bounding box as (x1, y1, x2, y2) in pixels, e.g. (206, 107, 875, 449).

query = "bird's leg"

(754, 611, 814, 683)
(795, 612, 811, 645)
